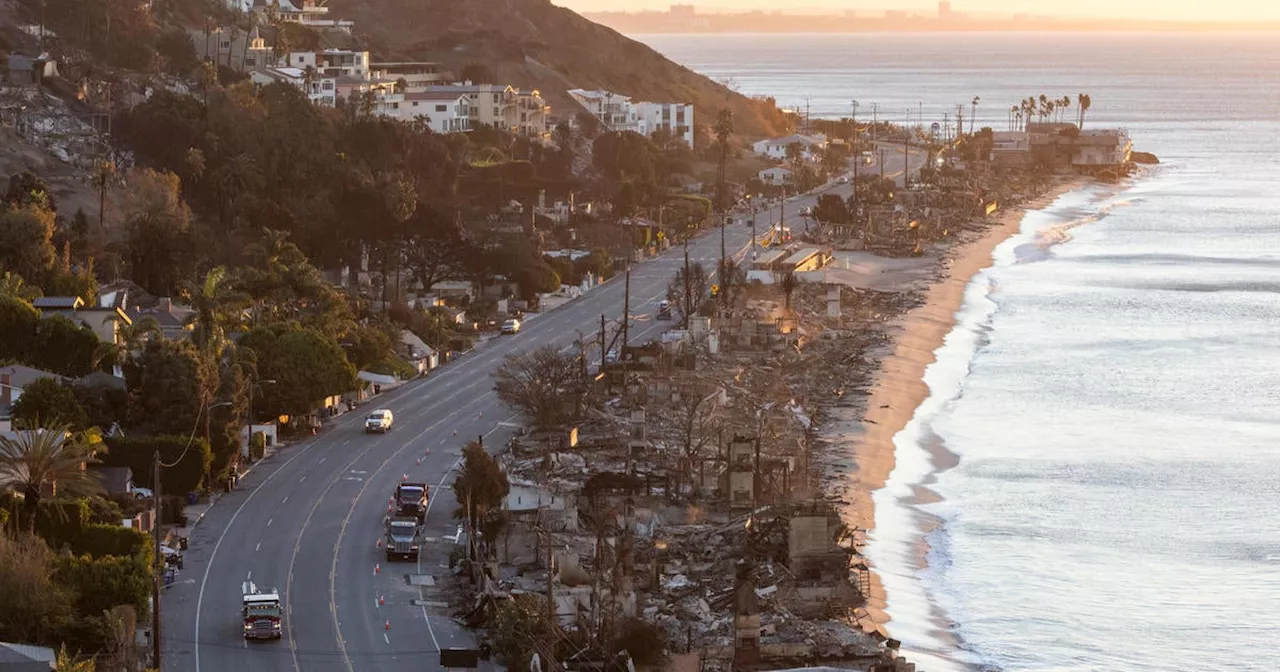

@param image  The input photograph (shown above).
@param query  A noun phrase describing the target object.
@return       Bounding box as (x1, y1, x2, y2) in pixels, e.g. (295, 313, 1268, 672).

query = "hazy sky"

(558, 0, 1280, 22)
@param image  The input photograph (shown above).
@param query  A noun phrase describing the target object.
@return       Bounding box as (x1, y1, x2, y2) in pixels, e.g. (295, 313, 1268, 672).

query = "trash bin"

(186, 492, 198, 505)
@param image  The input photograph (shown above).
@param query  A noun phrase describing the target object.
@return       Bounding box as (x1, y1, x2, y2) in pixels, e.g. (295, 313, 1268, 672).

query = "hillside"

(329, 0, 786, 139)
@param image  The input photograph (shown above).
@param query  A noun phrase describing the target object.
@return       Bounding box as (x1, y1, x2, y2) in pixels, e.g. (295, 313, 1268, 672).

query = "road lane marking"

(267, 518, 273, 527)
(255, 543, 261, 552)
(299, 475, 305, 482)
(319, 457, 326, 464)
(283, 496, 288, 503)
(311, 391, 498, 672)
(384, 633, 390, 644)
(247, 571, 252, 580)
(193, 433, 326, 672)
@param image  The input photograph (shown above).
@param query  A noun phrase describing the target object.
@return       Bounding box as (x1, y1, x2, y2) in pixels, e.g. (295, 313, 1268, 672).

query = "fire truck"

(242, 581, 282, 640)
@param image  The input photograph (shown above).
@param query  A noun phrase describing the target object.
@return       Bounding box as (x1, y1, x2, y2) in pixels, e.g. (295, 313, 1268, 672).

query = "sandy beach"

(817, 176, 1086, 628)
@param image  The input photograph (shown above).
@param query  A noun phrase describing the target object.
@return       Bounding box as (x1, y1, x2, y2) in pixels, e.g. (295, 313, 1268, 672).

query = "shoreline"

(820, 176, 1086, 631)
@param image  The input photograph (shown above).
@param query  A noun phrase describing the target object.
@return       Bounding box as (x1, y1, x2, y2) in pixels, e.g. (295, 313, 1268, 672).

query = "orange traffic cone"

(374, 563, 380, 574)
(378, 594, 385, 606)
(416, 457, 422, 465)
(425, 448, 431, 455)
(451, 429, 457, 436)
(401, 473, 408, 481)
(384, 620, 391, 631)
(376, 538, 382, 549)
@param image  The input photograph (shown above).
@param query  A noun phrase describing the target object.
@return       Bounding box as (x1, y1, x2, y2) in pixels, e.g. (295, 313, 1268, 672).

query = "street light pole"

(151, 449, 162, 670)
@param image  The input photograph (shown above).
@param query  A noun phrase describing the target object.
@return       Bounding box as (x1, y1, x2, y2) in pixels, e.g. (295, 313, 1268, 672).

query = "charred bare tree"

(493, 345, 588, 430)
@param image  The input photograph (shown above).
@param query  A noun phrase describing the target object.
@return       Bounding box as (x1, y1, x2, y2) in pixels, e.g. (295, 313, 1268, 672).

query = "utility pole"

(749, 197, 757, 260)
(683, 231, 692, 326)
(852, 100, 860, 207)
(872, 102, 878, 143)
(719, 214, 727, 311)
(151, 449, 162, 670)
(599, 314, 606, 368)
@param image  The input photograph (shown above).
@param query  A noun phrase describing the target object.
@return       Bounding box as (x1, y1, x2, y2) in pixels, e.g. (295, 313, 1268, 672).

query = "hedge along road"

(160, 152, 920, 672)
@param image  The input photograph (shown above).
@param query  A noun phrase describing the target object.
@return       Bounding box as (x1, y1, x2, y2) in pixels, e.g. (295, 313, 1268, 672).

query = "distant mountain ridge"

(327, 0, 785, 139)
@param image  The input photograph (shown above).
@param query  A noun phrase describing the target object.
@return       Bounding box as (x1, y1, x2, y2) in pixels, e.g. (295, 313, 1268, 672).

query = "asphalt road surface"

(159, 147, 924, 672)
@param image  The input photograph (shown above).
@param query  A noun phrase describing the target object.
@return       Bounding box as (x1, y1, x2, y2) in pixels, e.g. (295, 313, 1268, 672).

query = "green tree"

(344, 323, 395, 371)
(31, 315, 100, 377)
(237, 324, 357, 418)
(54, 553, 151, 621)
(5, 171, 57, 212)
(0, 203, 57, 283)
(11, 378, 89, 430)
(156, 27, 199, 75)
(101, 435, 212, 495)
(0, 428, 102, 532)
(125, 338, 217, 436)
(181, 265, 244, 357)
(452, 441, 509, 532)
(0, 271, 42, 301)
(0, 533, 76, 647)
(121, 168, 193, 295)
(0, 294, 40, 361)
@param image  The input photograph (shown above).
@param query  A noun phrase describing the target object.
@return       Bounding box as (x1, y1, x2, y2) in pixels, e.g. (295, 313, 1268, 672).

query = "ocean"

(637, 32, 1280, 671)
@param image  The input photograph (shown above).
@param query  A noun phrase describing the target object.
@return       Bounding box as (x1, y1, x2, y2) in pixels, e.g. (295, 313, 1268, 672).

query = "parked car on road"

(365, 409, 394, 433)
(501, 318, 521, 334)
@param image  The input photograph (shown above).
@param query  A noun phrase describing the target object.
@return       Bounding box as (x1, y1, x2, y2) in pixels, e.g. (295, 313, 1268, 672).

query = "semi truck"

(394, 482, 429, 523)
(242, 581, 282, 640)
(384, 516, 424, 562)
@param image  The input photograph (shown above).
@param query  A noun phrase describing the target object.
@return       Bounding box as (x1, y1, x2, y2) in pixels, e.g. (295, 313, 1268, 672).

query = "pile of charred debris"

(454, 279, 926, 671)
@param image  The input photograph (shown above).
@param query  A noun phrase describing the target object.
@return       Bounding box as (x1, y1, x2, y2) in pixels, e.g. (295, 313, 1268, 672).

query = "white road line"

(384, 633, 390, 644)
(267, 518, 273, 527)
(319, 457, 326, 464)
(300, 475, 306, 482)
(247, 571, 252, 580)
(324, 392, 499, 671)
(255, 542, 261, 552)
(194, 435, 323, 672)
(283, 496, 288, 503)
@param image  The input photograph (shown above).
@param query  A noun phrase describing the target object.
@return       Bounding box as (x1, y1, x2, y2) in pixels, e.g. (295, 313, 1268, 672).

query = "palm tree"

(780, 271, 798, 313)
(93, 314, 162, 373)
(0, 427, 102, 533)
(210, 153, 261, 227)
(1078, 93, 1092, 130)
(91, 158, 117, 233)
(970, 95, 980, 135)
(713, 108, 734, 214)
(1059, 96, 1071, 123)
(182, 265, 243, 356)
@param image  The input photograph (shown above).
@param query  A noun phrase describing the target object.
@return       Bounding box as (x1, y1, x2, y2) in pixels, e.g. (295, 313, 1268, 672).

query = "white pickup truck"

(365, 409, 393, 433)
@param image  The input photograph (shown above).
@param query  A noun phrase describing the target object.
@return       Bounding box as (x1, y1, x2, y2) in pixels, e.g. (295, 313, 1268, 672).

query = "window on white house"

(435, 105, 446, 112)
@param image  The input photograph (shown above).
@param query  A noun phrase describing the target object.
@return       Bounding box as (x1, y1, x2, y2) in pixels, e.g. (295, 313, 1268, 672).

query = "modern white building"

(249, 67, 337, 106)
(634, 101, 694, 147)
(371, 62, 450, 92)
(568, 88, 639, 132)
(752, 133, 828, 161)
(395, 91, 472, 133)
(568, 89, 694, 146)
(415, 83, 549, 138)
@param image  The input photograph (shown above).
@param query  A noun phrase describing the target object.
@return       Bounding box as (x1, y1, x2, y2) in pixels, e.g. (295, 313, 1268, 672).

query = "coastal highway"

(159, 146, 924, 672)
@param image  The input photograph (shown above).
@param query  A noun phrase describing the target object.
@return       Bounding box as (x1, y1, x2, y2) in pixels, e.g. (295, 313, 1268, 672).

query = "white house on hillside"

(394, 91, 472, 133)
(568, 88, 694, 147)
(758, 166, 793, 186)
(249, 67, 337, 107)
(752, 133, 828, 161)
(634, 101, 694, 147)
